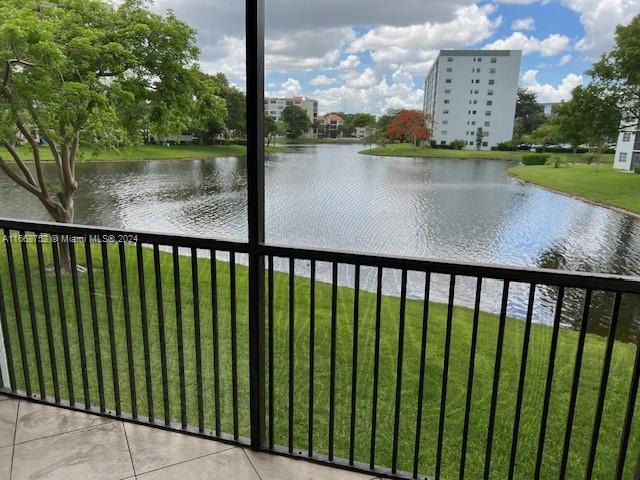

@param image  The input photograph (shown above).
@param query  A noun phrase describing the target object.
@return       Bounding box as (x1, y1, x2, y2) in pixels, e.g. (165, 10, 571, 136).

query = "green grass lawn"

(14, 144, 292, 163)
(0, 240, 639, 479)
(361, 143, 615, 163)
(509, 163, 640, 215)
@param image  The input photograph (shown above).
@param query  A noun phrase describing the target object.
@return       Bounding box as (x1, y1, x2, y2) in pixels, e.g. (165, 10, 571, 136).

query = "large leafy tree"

(281, 105, 310, 139)
(554, 85, 620, 151)
(385, 110, 431, 147)
(590, 14, 640, 125)
(212, 73, 246, 139)
(514, 88, 546, 136)
(0, 0, 216, 239)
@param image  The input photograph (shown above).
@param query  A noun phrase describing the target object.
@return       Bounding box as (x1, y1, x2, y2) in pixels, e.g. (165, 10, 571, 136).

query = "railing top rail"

(261, 243, 640, 294)
(2, 217, 639, 294)
(0, 218, 249, 253)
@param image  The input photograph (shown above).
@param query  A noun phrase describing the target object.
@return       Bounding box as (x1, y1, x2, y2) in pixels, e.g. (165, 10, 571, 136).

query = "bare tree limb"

(13, 119, 49, 198)
(0, 154, 42, 197)
(2, 141, 38, 187)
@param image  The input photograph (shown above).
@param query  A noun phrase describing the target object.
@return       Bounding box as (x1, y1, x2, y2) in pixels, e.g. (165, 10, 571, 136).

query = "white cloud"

(558, 54, 573, 66)
(485, 32, 570, 56)
(310, 75, 336, 86)
(268, 78, 303, 98)
(560, 0, 640, 56)
(521, 69, 583, 102)
(338, 55, 361, 70)
(511, 17, 536, 31)
(345, 68, 378, 89)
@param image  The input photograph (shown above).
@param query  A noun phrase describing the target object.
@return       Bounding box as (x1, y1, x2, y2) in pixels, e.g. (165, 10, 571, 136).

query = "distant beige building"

(316, 113, 344, 139)
(264, 96, 319, 123)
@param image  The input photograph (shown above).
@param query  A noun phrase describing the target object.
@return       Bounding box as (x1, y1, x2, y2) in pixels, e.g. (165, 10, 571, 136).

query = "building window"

(471, 121, 476, 126)
(619, 152, 628, 162)
(441, 140, 447, 145)
(623, 132, 632, 142)
(446, 78, 452, 83)
(485, 121, 491, 127)
(477, 58, 482, 62)
(442, 120, 448, 125)
(473, 100, 478, 105)
(442, 131, 448, 135)
(490, 68, 496, 74)
(489, 79, 495, 85)
(472, 110, 477, 114)
(445, 89, 451, 94)
(474, 89, 479, 94)
(444, 99, 450, 104)
(486, 100, 493, 106)
(475, 79, 480, 84)
(446, 67, 452, 72)
(491, 57, 497, 63)
(470, 141, 474, 145)
(443, 110, 449, 114)
(447, 57, 453, 62)
(488, 89, 494, 96)
(485, 110, 492, 116)
(482, 142, 489, 147)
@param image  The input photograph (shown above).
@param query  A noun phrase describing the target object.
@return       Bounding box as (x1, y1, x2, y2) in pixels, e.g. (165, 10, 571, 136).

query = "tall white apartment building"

(423, 50, 521, 150)
(264, 96, 319, 123)
(614, 119, 640, 172)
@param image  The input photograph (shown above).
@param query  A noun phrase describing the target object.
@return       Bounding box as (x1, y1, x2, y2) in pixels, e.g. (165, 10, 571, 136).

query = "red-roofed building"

(316, 113, 344, 139)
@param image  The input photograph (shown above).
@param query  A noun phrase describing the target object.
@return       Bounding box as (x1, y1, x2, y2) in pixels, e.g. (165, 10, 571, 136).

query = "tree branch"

(13, 119, 49, 198)
(0, 154, 42, 197)
(2, 140, 38, 187)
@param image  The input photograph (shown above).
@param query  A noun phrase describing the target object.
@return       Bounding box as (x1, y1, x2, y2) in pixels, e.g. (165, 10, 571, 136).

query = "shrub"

(545, 155, 568, 168)
(583, 152, 600, 165)
(450, 139, 465, 150)
(495, 140, 518, 151)
(635, 164, 640, 174)
(521, 154, 549, 165)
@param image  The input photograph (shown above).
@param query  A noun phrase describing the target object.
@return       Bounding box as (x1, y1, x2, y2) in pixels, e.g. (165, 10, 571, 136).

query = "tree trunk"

(50, 194, 75, 272)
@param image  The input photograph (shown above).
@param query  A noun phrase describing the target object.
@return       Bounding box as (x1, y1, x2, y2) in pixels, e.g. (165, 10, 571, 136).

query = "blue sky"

(152, 0, 640, 114)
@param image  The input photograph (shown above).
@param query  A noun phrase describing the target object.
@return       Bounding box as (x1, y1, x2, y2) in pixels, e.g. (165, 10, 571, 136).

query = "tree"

(213, 73, 246, 139)
(385, 110, 431, 147)
(265, 114, 278, 146)
(188, 71, 228, 145)
(377, 108, 401, 133)
(475, 127, 487, 150)
(0, 0, 211, 268)
(590, 14, 640, 125)
(514, 88, 546, 136)
(281, 105, 310, 139)
(554, 85, 620, 151)
(530, 123, 561, 152)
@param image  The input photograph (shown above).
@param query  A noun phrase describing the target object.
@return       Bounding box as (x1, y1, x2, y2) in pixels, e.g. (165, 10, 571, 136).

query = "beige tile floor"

(0, 395, 381, 480)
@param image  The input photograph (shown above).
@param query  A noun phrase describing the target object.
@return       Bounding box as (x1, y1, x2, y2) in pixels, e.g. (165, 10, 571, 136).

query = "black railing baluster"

(615, 322, 640, 480)
(101, 242, 120, 415)
(84, 240, 105, 412)
(0, 257, 16, 392)
(137, 243, 154, 423)
(459, 277, 483, 479)
(52, 240, 73, 405)
(558, 289, 592, 479)
(5, 229, 31, 397)
(483, 280, 510, 479)
(308, 259, 316, 457)
(118, 242, 137, 418)
(507, 283, 536, 480)
(20, 232, 45, 399)
(533, 286, 565, 479)
(268, 255, 274, 448)
(391, 269, 408, 473)
(288, 257, 295, 453)
(369, 267, 383, 470)
(210, 249, 221, 436)
(153, 244, 170, 426)
(172, 246, 187, 429)
(36, 236, 59, 402)
(436, 275, 455, 479)
(349, 264, 360, 465)
(585, 292, 623, 478)
(230, 251, 239, 440)
(191, 248, 204, 432)
(413, 272, 431, 479)
(69, 242, 90, 409)
(328, 261, 338, 461)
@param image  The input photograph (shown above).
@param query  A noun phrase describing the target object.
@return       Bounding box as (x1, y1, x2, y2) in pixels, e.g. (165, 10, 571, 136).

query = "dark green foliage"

(522, 154, 549, 165)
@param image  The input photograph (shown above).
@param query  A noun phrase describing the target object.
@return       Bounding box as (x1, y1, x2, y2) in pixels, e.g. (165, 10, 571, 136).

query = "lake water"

(1, 144, 639, 339)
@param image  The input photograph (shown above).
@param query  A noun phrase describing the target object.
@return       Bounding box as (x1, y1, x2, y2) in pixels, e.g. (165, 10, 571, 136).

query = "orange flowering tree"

(385, 110, 431, 147)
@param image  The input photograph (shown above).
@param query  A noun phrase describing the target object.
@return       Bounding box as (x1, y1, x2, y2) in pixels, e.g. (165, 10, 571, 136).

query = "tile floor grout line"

(122, 421, 138, 478)
(12, 417, 117, 446)
(132, 446, 238, 478)
(242, 447, 264, 480)
(9, 399, 20, 480)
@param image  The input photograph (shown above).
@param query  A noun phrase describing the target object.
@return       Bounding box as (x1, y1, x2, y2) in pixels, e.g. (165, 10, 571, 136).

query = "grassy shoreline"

(509, 163, 640, 216)
(0, 240, 638, 478)
(13, 144, 293, 163)
(361, 144, 615, 163)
